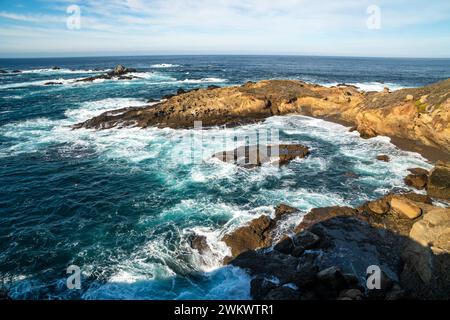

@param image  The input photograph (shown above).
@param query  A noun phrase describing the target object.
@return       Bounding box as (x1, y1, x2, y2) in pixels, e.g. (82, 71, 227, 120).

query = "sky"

(0, 0, 449, 58)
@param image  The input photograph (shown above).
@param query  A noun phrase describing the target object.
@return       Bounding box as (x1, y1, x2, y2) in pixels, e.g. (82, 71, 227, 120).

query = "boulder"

(408, 168, 430, 176)
(273, 237, 295, 254)
(404, 174, 427, 190)
(294, 206, 357, 233)
(51, 66, 61, 70)
(222, 215, 274, 257)
(264, 287, 300, 300)
(293, 252, 319, 287)
(274, 204, 298, 220)
(390, 196, 422, 219)
(292, 231, 320, 249)
(427, 161, 450, 200)
(316, 266, 348, 291)
(367, 198, 390, 215)
(250, 277, 278, 300)
(376, 155, 390, 162)
(109, 64, 136, 76)
(339, 289, 364, 300)
(409, 207, 450, 251)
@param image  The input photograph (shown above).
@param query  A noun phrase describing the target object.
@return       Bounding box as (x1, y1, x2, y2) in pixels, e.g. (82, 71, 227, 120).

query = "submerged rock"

(376, 155, 390, 162)
(188, 234, 210, 254)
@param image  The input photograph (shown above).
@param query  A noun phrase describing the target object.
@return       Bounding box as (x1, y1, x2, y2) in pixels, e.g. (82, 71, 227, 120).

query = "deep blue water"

(0, 56, 448, 299)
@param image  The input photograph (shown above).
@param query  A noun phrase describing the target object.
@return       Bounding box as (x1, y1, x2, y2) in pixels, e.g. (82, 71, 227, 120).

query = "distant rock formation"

(74, 64, 139, 83)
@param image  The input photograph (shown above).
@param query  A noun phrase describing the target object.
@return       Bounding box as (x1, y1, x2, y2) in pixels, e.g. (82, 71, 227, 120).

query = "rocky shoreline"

(217, 162, 450, 300)
(71, 73, 450, 300)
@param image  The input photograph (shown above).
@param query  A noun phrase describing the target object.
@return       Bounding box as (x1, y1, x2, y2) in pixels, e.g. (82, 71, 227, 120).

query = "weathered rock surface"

(73, 78, 450, 156)
(274, 204, 298, 220)
(213, 144, 310, 168)
(226, 188, 450, 300)
(427, 161, 450, 200)
(390, 196, 423, 219)
(404, 173, 428, 190)
(222, 215, 275, 258)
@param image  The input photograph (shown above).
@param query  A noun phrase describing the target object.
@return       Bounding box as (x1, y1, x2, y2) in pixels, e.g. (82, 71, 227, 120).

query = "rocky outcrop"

(73, 78, 450, 156)
(222, 215, 275, 258)
(75, 64, 139, 83)
(0, 70, 7, 74)
(427, 161, 450, 200)
(224, 189, 450, 300)
(212, 144, 310, 168)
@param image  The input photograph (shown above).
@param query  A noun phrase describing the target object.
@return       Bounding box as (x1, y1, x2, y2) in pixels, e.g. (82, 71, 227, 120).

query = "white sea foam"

(20, 68, 109, 74)
(0, 104, 435, 299)
(179, 78, 227, 84)
(322, 81, 408, 92)
(150, 63, 181, 68)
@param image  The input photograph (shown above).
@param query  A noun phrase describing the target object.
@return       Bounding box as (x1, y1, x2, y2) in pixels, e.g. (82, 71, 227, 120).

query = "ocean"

(0, 55, 449, 299)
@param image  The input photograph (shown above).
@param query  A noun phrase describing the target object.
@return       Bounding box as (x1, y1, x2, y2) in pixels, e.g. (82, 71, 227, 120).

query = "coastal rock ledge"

(224, 191, 450, 300)
(73, 78, 450, 155)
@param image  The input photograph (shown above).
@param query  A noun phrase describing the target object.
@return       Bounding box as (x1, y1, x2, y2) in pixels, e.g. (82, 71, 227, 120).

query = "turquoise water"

(0, 56, 448, 299)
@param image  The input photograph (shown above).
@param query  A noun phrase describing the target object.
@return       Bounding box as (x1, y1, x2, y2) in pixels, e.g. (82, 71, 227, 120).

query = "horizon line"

(1, 53, 450, 60)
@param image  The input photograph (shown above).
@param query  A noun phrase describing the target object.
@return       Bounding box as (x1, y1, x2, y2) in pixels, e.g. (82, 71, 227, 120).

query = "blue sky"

(0, 0, 449, 58)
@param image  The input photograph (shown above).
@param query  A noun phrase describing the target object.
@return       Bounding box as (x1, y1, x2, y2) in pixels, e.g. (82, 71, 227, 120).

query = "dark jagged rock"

(44, 81, 63, 86)
(0, 70, 7, 74)
(12, 70, 21, 73)
(227, 184, 450, 300)
(188, 234, 210, 254)
(427, 161, 450, 200)
(213, 144, 310, 168)
(75, 64, 139, 83)
(51, 66, 61, 70)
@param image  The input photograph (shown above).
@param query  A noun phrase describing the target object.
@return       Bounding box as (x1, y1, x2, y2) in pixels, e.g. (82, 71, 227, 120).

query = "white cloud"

(0, 0, 449, 57)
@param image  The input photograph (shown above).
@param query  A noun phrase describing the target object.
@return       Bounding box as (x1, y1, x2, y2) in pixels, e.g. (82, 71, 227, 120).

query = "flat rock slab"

(213, 144, 310, 168)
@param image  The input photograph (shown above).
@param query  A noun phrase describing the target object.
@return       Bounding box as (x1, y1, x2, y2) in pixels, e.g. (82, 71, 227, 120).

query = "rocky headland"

(73, 76, 450, 300)
(73, 78, 450, 160)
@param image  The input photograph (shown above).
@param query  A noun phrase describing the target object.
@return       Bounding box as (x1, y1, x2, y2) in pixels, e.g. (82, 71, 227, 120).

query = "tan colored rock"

(390, 196, 422, 219)
(222, 215, 274, 257)
(405, 94, 414, 101)
(409, 208, 450, 251)
(368, 198, 390, 215)
(404, 173, 428, 190)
